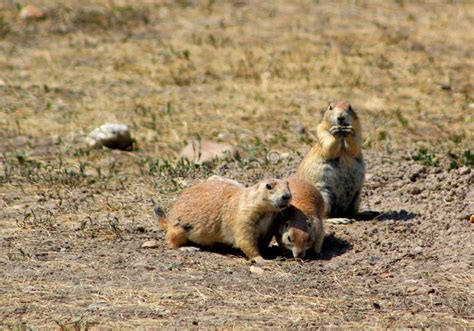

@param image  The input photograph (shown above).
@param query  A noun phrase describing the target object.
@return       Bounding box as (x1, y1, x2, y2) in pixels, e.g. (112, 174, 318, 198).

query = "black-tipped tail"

(154, 206, 168, 230)
(154, 206, 165, 218)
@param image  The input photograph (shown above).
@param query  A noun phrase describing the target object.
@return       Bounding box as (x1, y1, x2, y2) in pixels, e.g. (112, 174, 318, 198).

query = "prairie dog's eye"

(287, 234, 293, 243)
(265, 183, 273, 190)
(328, 104, 333, 110)
(284, 222, 289, 230)
(307, 221, 312, 228)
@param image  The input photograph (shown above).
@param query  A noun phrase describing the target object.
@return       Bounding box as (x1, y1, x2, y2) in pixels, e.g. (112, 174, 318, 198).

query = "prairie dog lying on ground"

(297, 101, 365, 224)
(156, 177, 292, 263)
(275, 178, 325, 258)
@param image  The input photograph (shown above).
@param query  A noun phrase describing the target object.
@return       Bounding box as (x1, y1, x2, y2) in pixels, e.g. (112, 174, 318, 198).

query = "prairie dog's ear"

(348, 104, 358, 118)
(319, 103, 331, 118)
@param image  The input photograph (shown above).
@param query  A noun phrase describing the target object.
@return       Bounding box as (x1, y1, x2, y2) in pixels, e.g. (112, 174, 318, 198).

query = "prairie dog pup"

(297, 101, 365, 221)
(275, 178, 325, 258)
(157, 178, 292, 262)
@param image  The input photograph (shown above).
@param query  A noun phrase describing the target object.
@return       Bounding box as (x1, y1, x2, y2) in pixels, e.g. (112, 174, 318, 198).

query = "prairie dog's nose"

(281, 193, 291, 201)
(292, 248, 304, 259)
(337, 114, 346, 124)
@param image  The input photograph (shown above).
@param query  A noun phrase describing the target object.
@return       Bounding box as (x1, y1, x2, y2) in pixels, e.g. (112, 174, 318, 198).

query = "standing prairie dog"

(275, 178, 325, 259)
(297, 101, 365, 223)
(156, 178, 292, 263)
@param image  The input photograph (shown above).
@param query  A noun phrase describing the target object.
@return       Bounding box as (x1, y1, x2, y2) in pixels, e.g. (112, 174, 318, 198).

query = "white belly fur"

(258, 213, 275, 237)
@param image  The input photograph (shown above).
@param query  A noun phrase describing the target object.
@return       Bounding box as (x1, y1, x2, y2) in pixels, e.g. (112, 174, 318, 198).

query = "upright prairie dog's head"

(249, 179, 292, 212)
(277, 218, 316, 259)
(323, 101, 358, 127)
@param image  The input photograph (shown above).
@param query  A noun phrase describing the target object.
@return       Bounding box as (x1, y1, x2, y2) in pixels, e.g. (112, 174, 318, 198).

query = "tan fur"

(158, 217, 168, 230)
(297, 101, 365, 219)
(275, 178, 325, 258)
(157, 178, 292, 262)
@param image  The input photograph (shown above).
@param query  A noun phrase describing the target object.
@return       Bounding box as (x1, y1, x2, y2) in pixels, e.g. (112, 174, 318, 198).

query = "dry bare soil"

(1, 1, 473, 329)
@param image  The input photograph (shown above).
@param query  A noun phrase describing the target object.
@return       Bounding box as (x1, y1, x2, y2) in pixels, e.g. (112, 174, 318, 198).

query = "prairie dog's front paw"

(330, 125, 354, 136)
(329, 126, 341, 135)
(251, 256, 269, 264)
(326, 218, 354, 225)
(339, 126, 354, 135)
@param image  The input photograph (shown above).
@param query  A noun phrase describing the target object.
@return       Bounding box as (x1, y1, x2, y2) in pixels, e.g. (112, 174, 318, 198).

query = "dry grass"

(1, 0, 473, 156)
(0, 0, 473, 329)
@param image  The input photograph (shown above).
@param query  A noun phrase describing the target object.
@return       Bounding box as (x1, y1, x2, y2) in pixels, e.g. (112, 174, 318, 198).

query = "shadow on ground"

(374, 209, 417, 222)
(355, 209, 417, 222)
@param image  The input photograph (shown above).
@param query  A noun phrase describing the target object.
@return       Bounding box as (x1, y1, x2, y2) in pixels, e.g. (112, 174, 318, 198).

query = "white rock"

(86, 123, 132, 150)
(179, 140, 237, 164)
(141, 239, 159, 249)
(87, 302, 108, 311)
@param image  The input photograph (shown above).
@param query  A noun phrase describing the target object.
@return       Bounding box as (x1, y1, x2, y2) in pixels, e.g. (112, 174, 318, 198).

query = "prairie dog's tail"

(154, 206, 168, 230)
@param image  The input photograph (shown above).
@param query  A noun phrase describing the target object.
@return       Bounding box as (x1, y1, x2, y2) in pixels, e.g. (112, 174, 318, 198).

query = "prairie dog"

(275, 178, 325, 258)
(297, 101, 365, 221)
(156, 178, 292, 263)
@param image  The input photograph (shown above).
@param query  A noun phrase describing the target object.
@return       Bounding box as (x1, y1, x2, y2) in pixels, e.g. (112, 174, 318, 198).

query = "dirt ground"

(0, 1, 473, 329)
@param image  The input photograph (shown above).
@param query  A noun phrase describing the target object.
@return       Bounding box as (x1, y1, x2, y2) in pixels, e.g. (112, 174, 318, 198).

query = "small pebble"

(293, 123, 306, 134)
(411, 246, 423, 255)
(19, 5, 46, 20)
(440, 83, 452, 91)
(458, 166, 470, 175)
(249, 266, 264, 274)
(409, 186, 422, 195)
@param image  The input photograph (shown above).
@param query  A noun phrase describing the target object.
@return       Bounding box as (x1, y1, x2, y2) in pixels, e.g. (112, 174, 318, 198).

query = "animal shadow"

(355, 209, 417, 222)
(192, 244, 247, 259)
(373, 209, 417, 222)
(311, 232, 352, 261)
(181, 244, 283, 261)
(180, 235, 351, 262)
